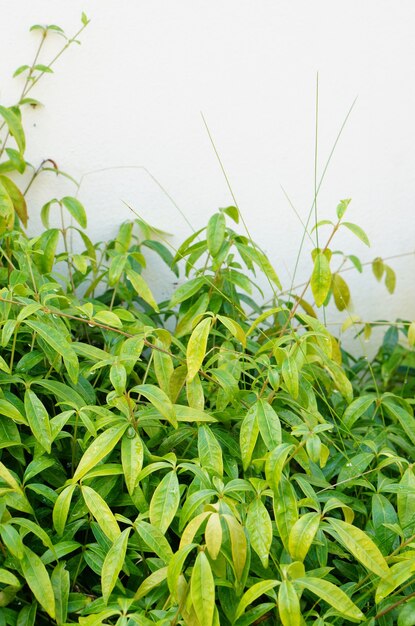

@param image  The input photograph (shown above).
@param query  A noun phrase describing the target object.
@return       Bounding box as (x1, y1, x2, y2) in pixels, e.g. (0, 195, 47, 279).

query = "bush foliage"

(0, 15, 415, 626)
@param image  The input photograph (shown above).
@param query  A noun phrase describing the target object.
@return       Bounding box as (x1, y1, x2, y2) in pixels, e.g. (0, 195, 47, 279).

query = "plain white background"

(1, 1, 414, 352)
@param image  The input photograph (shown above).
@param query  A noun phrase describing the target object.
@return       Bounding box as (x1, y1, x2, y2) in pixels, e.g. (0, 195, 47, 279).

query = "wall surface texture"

(1, 1, 414, 352)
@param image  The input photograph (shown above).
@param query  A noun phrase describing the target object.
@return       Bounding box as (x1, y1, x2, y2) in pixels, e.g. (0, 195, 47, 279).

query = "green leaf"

(0, 568, 20, 586)
(235, 580, 279, 620)
(237, 243, 282, 290)
(25, 320, 79, 384)
(311, 251, 331, 307)
(217, 314, 246, 347)
(246, 498, 273, 568)
(33, 228, 60, 274)
(205, 513, 222, 560)
(72, 423, 128, 482)
(376, 560, 415, 603)
(186, 316, 212, 381)
(336, 198, 351, 219)
(341, 221, 370, 246)
(149, 470, 180, 534)
(121, 432, 143, 495)
(81, 485, 121, 541)
(93, 310, 123, 329)
(53, 484, 77, 535)
(191, 551, 215, 626)
(198, 425, 223, 477)
(274, 476, 298, 551)
(397, 467, 415, 539)
(240, 404, 259, 471)
(342, 395, 375, 430)
(24, 389, 52, 453)
(131, 384, 177, 427)
(372, 256, 384, 281)
(61, 196, 87, 228)
(224, 514, 247, 580)
(51, 562, 70, 625)
(0, 175, 28, 227)
(167, 543, 197, 599)
(34, 64, 53, 73)
(384, 265, 396, 294)
(382, 398, 415, 447)
(134, 566, 168, 601)
(326, 518, 389, 577)
(20, 546, 55, 619)
(281, 356, 299, 399)
(0, 181, 14, 233)
(126, 268, 159, 311)
(134, 520, 173, 563)
(332, 273, 350, 311)
(288, 512, 321, 562)
(278, 580, 300, 626)
(0, 105, 25, 153)
(170, 277, 206, 307)
(257, 400, 281, 450)
(101, 528, 131, 603)
(207, 212, 226, 257)
(221, 205, 239, 223)
(297, 577, 364, 621)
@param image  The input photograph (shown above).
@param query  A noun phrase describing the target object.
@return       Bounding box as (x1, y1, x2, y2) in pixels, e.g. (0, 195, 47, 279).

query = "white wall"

(1, 1, 414, 351)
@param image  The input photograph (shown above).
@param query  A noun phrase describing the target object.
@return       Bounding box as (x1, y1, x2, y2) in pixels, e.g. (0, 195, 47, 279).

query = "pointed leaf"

(149, 470, 180, 534)
(102, 528, 131, 603)
(191, 551, 215, 626)
(81, 485, 121, 541)
(20, 546, 55, 619)
(278, 580, 300, 626)
(288, 512, 321, 562)
(186, 317, 211, 381)
(326, 518, 389, 577)
(311, 252, 331, 307)
(72, 423, 127, 482)
(297, 577, 363, 621)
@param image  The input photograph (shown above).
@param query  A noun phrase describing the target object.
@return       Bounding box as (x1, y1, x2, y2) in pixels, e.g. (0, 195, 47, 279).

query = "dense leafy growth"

(0, 15, 415, 626)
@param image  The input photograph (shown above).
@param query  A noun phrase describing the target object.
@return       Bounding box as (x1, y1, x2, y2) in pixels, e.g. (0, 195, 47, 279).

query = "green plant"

(1, 15, 415, 626)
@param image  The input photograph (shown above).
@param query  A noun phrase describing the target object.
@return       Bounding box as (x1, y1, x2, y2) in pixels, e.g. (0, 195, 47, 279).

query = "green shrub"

(0, 15, 415, 626)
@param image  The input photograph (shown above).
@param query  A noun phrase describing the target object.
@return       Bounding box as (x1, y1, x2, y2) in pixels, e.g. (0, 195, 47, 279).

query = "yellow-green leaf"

(278, 580, 300, 626)
(341, 221, 370, 246)
(235, 580, 280, 621)
(134, 566, 168, 601)
(149, 471, 180, 534)
(0, 175, 27, 227)
(121, 432, 143, 495)
(332, 273, 351, 311)
(102, 528, 131, 603)
(246, 498, 272, 568)
(205, 513, 222, 560)
(72, 423, 127, 482)
(20, 546, 55, 619)
(0, 105, 25, 153)
(81, 485, 121, 541)
(288, 512, 321, 562)
(191, 551, 215, 626)
(24, 389, 52, 453)
(131, 383, 177, 427)
(297, 576, 364, 621)
(224, 514, 247, 580)
(186, 317, 211, 381)
(126, 268, 159, 311)
(53, 484, 77, 536)
(311, 251, 331, 307)
(240, 404, 259, 471)
(326, 517, 389, 577)
(207, 212, 226, 257)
